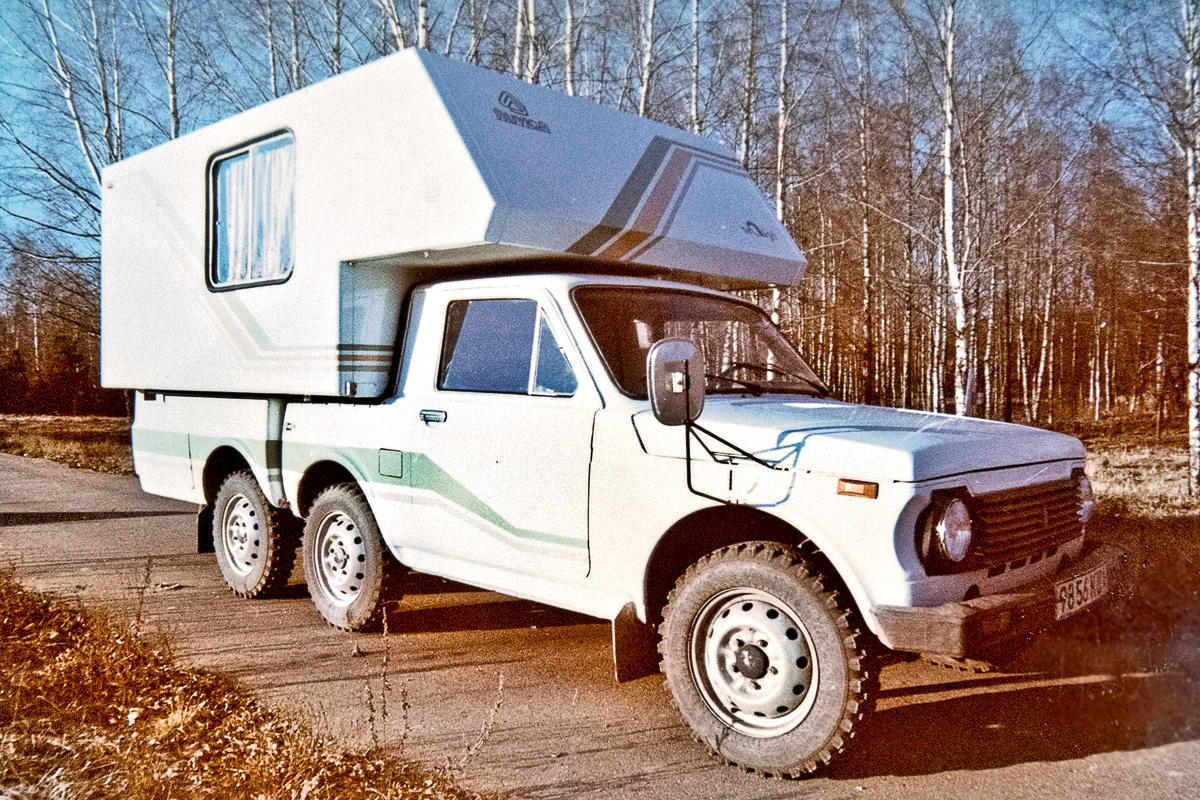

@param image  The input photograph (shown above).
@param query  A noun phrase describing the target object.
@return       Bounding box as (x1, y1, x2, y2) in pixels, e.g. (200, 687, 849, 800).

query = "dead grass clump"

(0, 415, 133, 474)
(0, 570, 496, 800)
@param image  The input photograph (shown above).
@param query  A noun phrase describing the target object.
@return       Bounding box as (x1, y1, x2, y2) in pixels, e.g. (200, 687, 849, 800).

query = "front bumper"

(872, 541, 1125, 661)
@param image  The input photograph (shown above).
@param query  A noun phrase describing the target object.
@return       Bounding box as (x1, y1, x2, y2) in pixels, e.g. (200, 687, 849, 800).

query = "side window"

(439, 299, 577, 396)
(534, 315, 578, 395)
(209, 131, 296, 288)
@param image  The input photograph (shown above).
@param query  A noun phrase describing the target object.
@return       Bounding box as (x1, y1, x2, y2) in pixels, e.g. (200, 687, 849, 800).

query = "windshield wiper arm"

(720, 362, 830, 398)
(705, 373, 766, 396)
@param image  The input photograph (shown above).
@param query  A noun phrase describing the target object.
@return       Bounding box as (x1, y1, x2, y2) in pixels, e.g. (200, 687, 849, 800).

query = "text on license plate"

(1055, 564, 1108, 620)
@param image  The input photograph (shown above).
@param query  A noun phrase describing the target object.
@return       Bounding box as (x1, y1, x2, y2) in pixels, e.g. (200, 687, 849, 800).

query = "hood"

(631, 397, 1085, 483)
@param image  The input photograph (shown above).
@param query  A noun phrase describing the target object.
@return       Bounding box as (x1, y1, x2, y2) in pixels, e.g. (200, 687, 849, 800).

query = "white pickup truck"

(101, 48, 1121, 776)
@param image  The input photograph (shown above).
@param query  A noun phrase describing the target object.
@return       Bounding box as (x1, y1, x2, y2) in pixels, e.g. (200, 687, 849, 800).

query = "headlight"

(936, 499, 973, 562)
(1078, 474, 1095, 524)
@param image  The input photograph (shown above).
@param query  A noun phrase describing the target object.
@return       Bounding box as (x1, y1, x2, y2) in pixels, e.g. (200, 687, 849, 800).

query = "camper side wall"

(133, 393, 279, 508)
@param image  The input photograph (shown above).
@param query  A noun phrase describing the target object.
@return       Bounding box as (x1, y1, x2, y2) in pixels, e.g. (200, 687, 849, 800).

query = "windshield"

(573, 286, 828, 400)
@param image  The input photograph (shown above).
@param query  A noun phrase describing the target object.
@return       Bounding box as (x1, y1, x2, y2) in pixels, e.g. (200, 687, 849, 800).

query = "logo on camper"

(498, 91, 528, 116)
(493, 91, 552, 134)
(742, 220, 777, 241)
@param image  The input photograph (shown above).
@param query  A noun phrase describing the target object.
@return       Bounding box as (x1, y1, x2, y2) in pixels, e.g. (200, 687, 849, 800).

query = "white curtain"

(217, 152, 252, 283)
(253, 136, 295, 280)
(215, 133, 294, 285)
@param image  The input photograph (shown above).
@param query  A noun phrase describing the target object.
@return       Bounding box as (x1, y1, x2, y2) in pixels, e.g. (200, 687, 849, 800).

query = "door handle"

(419, 409, 447, 424)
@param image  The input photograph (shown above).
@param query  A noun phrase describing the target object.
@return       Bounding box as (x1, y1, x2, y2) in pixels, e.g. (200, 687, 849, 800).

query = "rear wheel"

(212, 470, 298, 598)
(302, 484, 397, 631)
(659, 541, 872, 777)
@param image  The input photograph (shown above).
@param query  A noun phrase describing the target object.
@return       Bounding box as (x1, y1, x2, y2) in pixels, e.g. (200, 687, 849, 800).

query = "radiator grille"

(971, 477, 1084, 566)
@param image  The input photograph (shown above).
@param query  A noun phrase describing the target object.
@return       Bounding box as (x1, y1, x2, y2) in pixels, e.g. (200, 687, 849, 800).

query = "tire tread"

(213, 470, 299, 599)
(657, 540, 876, 778)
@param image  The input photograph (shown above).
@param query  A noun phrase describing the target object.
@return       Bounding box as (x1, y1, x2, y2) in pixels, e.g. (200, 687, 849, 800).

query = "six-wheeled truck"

(101, 47, 1122, 776)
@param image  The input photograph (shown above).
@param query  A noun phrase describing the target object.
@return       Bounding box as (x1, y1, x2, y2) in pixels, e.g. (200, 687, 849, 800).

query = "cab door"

(403, 287, 599, 580)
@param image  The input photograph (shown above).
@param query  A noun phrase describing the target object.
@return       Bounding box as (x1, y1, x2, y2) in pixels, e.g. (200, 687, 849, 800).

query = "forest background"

(2, 0, 1200, 489)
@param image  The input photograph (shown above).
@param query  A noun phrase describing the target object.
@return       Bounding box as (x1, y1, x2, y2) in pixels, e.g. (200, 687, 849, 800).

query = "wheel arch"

(643, 506, 863, 630)
(200, 445, 255, 505)
(295, 460, 363, 519)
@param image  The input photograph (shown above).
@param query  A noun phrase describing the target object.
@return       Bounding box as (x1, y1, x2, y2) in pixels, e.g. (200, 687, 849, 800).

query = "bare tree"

(638, 0, 657, 116)
(1098, 0, 1200, 491)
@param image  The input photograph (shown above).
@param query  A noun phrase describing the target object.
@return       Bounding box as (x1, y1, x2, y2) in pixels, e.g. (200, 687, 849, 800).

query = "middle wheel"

(302, 483, 393, 631)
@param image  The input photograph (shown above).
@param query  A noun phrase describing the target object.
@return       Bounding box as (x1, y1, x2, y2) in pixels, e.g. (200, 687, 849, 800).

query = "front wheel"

(302, 484, 396, 631)
(659, 542, 872, 777)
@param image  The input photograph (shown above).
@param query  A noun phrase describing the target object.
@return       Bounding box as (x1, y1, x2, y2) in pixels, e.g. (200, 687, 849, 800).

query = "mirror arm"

(683, 419, 784, 506)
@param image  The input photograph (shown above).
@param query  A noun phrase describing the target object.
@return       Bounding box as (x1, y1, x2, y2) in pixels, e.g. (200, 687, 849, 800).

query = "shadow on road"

(386, 597, 596, 635)
(0, 510, 194, 527)
(832, 509, 1200, 780)
(834, 667, 1199, 779)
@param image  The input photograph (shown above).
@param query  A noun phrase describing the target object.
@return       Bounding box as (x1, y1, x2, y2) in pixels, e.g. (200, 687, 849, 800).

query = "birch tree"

(1100, 0, 1200, 492)
(638, 0, 657, 116)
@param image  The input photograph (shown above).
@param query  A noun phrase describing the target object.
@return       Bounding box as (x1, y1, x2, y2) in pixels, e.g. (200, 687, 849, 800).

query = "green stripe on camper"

(131, 427, 191, 456)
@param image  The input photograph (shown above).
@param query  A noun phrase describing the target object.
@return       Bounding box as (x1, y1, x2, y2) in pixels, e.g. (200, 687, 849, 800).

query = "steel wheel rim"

(689, 587, 819, 737)
(313, 511, 366, 607)
(220, 493, 261, 576)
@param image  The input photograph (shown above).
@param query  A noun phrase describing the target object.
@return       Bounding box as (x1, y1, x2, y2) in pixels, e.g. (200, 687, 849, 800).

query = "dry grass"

(0, 570, 500, 800)
(1071, 428, 1200, 653)
(1084, 430, 1200, 519)
(0, 415, 133, 475)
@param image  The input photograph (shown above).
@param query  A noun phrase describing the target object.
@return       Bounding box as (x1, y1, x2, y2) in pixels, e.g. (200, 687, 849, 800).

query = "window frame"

(206, 129, 297, 292)
(436, 296, 579, 398)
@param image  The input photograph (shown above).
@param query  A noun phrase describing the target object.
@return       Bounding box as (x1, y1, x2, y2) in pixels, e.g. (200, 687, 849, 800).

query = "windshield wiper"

(705, 372, 766, 396)
(719, 361, 830, 398)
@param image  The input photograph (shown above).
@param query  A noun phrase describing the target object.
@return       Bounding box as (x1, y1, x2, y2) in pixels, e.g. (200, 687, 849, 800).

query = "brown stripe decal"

(568, 136, 746, 260)
(596, 147, 694, 260)
(338, 354, 393, 363)
(339, 344, 396, 373)
(567, 136, 674, 255)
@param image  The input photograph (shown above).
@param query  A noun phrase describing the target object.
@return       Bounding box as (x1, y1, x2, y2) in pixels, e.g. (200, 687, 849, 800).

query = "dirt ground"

(3, 417, 1200, 798)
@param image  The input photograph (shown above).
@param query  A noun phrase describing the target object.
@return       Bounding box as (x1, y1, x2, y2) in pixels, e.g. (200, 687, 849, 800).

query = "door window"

(438, 299, 577, 396)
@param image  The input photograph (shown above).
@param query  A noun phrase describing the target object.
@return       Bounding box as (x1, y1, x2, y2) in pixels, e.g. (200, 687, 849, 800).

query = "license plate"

(1055, 564, 1109, 620)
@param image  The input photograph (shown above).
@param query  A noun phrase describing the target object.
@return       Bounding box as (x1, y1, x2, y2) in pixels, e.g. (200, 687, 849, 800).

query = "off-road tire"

(659, 541, 873, 777)
(212, 470, 299, 598)
(302, 483, 401, 631)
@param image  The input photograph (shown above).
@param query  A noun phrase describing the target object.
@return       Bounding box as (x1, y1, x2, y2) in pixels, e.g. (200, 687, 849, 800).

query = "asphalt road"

(2, 451, 1199, 799)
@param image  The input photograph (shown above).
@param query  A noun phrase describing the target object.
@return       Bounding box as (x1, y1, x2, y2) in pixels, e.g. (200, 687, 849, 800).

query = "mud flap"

(612, 602, 660, 682)
(197, 504, 214, 553)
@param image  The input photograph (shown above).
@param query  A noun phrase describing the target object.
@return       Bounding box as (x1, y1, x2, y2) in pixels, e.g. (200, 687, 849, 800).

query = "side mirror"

(647, 337, 705, 426)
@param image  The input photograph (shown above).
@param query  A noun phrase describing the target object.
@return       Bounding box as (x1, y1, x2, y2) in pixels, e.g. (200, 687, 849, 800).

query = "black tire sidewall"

(302, 484, 386, 631)
(661, 544, 857, 774)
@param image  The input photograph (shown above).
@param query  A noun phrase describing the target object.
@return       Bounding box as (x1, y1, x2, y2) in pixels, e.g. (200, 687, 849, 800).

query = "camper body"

(102, 49, 1121, 777)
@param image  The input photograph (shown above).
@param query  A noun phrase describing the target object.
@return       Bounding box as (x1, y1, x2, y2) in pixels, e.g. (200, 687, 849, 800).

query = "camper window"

(209, 131, 296, 289)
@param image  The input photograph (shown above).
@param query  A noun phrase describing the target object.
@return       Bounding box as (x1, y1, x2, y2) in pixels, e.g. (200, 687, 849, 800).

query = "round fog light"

(937, 499, 973, 563)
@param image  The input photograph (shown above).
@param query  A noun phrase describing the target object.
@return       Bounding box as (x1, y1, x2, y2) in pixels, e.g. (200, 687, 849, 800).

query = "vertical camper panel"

(337, 261, 406, 398)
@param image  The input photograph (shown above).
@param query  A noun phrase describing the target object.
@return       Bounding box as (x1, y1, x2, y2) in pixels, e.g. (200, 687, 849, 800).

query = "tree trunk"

(513, 0, 524, 78)
(855, 5, 874, 405)
(938, 0, 969, 415)
(738, 0, 760, 169)
(775, 0, 788, 222)
(565, 0, 575, 96)
(1187, 0, 1200, 494)
(639, 0, 657, 117)
(526, 0, 537, 83)
(691, 0, 700, 133)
